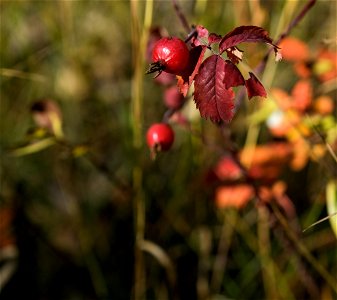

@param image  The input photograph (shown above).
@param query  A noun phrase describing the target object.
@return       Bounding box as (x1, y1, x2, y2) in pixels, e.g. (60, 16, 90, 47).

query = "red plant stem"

(234, 0, 317, 113)
(171, 0, 192, 34)
(184, 26, 198, 43)
(257, 0, 317, 73)
(277, 0, 316, 44)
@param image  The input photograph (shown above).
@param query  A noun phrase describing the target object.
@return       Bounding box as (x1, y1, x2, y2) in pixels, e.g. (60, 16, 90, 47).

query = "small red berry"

(154, 72, 176, 86)
(146, 123, 174, 152)
(147, 37, 190, 76)
(163, 86, 185, 110)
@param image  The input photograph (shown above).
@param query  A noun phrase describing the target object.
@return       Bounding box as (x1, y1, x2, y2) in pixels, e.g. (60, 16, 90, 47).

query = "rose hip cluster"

(145, 35, 189, 156)
(145, 25, 280, 154)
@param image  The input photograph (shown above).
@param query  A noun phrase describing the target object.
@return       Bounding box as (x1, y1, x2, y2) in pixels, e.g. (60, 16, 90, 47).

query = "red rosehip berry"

(163, 86, 185, 110)
(154, 72, 176, 86)
(146, 37, 190, 76)
(146, 123, 174, 153)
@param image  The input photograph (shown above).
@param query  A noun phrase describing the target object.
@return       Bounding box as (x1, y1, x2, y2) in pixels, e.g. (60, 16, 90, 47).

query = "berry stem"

(184, 26, 198, 43)
(162, 108, 176, 123)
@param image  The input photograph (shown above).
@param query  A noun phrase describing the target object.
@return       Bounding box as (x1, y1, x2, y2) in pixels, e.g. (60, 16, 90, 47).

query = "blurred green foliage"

(0, 1, 336, 300)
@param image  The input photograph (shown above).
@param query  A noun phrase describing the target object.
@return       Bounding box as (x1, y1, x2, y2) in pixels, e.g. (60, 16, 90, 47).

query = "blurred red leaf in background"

(215, 184, 254, 209)
(240, 142, 294, 182)
(0, 205, 16, 249)
(279, 37, 310, 61)
(291, 79, 313, 112)
(212, 155, 244, 181)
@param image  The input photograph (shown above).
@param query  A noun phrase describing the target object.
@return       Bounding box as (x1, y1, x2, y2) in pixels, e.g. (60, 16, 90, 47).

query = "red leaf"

(194, 55, 235, 123)
(245, 72, 267, 99)
(208, 33, 222, 45)
(219, 25, 277, 54)
(191, 25, 209, 47)
(224, 60, 245, 88)
(190, 25, 222, 47)
(177, 45, 207, 96)
(225, 47, 244, 64)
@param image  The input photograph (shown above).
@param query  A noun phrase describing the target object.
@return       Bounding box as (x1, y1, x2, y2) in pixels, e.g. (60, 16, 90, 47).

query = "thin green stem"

(242, 0, 316, 155)
(271, 202, 337, 294)
(210, 209, 237, 294)
(257, 205, 278, 300)
(130, 0, 153, 299)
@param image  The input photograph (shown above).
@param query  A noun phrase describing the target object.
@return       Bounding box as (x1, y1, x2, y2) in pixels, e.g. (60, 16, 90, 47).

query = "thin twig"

(171, 0, 192, 34)
(256, 0, 317, 74)
(270, 202, 337, 294)
(302, 212, 337, 232)
(235, 0, 317, 117)
(309, 119, 337, 165)
(210, 210, 236, 294)
(276, 0, 317, 44)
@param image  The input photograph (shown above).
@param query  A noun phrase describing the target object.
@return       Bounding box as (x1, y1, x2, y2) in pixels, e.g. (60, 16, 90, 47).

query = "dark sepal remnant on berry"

(146, 61, 166, 78)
